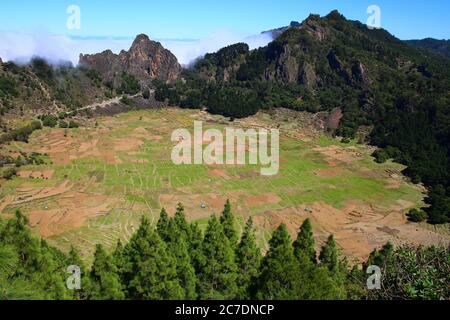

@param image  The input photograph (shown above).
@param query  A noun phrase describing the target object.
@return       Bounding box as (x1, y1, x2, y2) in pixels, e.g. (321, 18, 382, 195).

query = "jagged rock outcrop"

(299, 62, 317, 91)
(79, 34, 181, 83)
(327, 50, 351, 84)
(351, 61, 371, 86)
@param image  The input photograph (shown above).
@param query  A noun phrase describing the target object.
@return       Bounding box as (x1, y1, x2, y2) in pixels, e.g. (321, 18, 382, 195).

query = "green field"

(0, 108, 434, 262)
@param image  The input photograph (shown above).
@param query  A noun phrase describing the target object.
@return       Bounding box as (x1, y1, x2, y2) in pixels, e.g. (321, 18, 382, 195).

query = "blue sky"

(0, 0, 449, 40)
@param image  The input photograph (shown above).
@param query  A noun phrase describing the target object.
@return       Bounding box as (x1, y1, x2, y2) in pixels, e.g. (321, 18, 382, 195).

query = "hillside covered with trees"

(154, 11, 450, 224)
(1, 201, 448, 300)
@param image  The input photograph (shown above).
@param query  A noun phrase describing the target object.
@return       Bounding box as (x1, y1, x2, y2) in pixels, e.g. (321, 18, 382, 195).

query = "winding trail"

(76, 92, 145, 112)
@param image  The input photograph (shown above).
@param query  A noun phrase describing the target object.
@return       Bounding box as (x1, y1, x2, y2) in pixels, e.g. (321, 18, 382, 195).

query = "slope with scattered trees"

(1, 201, 448, 300)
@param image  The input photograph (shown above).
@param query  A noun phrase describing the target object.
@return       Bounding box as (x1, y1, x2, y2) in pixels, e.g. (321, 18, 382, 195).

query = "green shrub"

(0, 75, 18, 98)
(118, 73, 140, 95)
(341, 138, 351, 144)
(2, 167, 17, 180)
(407, 209, 428, 222)
(68, 120, 79, 128)
(30, 120, 42, 130)
(59, 120, 69, 128)
(373, 149, 389, 163)
(42, 115, 58, 127)
(120, 96, 134, 106)
(142, 88, 150, 100)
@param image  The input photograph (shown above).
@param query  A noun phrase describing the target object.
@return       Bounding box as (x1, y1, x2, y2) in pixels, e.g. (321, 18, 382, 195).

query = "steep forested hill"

(154, 11, 450, 223)
(406, 38, 450, 59)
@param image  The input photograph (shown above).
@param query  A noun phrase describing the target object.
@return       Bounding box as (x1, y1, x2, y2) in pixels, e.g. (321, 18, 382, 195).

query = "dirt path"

(76, 93, 144, 112)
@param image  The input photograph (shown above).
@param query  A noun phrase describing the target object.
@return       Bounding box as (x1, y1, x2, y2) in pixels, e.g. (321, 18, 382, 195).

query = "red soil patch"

(246, 193, 281, 207)
(17, 169, 54, 180)
(314, 167, 342, 178)
(0, 195, 14, 213)
(327, 108, 343, 130)
(208, 169, 231, 180)
(28, 193, 113, 237)
(252, 200, 450, 263)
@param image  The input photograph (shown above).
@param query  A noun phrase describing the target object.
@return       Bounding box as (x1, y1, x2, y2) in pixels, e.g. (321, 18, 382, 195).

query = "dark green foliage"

(187, 222, 206, 275)
(365, 245, 450, 300)
(59, 120, 69, 128)
(206, 83, 261, 118)
(198, 215, 238, 299)
(68, 120, 79, 128)
(119, 216, 183, 300)
(31, 58, 54, 83)
(220, 199, 238, 246)
(150, 11, 450, 224)
(195, 43, 249, 81)
(293, 219, 316, 263)
(165, 218, 197, 299)
(319, 235, 339, 273)
(142, 88, 151, 99)
(0, 211, 70, 299)
(0, 201, 447, 300)
(0, 75, 18, 98)
(235, 218, 261, 299)
(88, 244, 124, 300)
(118, 73, 140, 95)
(67, 246, 89, 300)
(0, 120, 42, 144)
(2, 167, 17, 180)
(255, 224, 344, 300)
(157, 206, 197, 299)
(406, 38, 450, 58)
(255, 224, 302, 299)
(156, 208, 170, 241)
(82, 69, 102, 87)
(120, 95, 135, 106)
(424, 185, 450, 224)
(407, 208, 428, 223)
(42, 115, 58, 127)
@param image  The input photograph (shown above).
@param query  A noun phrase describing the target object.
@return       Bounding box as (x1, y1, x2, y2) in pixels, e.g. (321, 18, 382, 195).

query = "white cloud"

(0, 29, 273, 67)
(160, 30, 273, 66)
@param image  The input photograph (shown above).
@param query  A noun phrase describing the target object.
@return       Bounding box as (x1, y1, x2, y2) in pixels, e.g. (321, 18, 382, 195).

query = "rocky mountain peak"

(79, 34, 181, 84)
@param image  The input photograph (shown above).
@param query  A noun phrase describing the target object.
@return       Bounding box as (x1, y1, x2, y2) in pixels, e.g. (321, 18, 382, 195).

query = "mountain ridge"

(79, 34, 182, 85)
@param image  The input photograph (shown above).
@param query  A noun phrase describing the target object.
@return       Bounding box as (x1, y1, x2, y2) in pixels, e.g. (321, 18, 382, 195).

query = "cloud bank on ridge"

(0, 29, 273, 67)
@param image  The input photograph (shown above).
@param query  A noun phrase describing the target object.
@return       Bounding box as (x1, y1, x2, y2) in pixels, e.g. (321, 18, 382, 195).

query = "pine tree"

(67, 245, 89, 300)
(112, 239, 126, 278)
(319, 235, 339, 273)
(188, 222, 206, 274)
(164, 219, 197, 300)
(121, 216, 183, 300)
(156, 208, 170, 241)
(88, 244, 124, 300)
(293, 218, 316, 263)
(255, 224, 302, 299)
(235, 218, 261, 299)
(0, 211, 70, 299)
(220, 199, 238, 246)
(173, 203, 191, 239)
(198, 215, 238, 299)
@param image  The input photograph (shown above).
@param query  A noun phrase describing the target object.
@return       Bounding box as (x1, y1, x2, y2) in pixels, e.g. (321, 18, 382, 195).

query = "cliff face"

(79, 34, 181, 83)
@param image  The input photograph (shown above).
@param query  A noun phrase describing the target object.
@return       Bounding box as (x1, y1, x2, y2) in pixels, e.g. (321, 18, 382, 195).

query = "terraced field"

(0, 108, 448, 262)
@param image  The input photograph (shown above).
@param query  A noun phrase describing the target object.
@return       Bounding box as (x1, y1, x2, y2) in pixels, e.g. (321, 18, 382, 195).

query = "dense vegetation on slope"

(154, 11, 450, 224)
(0, 58, 143, 120)
(406, 38, 450, 59)
(1, 201, 448, 300)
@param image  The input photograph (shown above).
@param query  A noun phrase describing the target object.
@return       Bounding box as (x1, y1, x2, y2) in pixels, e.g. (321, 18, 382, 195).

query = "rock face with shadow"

(79, 34, 182, 84)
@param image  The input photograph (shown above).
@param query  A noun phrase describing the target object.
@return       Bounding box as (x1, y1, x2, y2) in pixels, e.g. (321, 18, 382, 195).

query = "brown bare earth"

(253, 200, 448, 261)
(0, 108, 448, 261)
(28, 193, 113, 237)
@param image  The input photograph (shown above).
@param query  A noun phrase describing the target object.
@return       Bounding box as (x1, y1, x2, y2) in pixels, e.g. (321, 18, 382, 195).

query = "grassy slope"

(0, 108, 427, 261)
